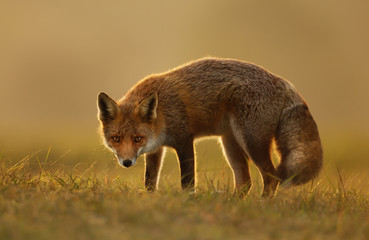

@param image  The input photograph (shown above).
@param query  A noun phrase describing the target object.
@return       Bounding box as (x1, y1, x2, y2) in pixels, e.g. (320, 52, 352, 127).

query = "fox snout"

(118, 157, 137, 168)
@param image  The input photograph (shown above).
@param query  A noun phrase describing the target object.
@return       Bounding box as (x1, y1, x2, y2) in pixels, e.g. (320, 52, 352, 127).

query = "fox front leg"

(175, 139, 195, 190)
(145, 147, 164, 191)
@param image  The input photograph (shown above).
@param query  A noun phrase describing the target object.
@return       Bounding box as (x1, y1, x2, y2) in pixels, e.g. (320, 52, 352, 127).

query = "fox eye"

(134, 136, 143, 143)
(112, 136, 121, 143)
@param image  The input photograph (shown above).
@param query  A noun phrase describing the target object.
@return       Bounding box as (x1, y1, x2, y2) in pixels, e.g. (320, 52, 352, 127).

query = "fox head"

(97, 92, 162, 168)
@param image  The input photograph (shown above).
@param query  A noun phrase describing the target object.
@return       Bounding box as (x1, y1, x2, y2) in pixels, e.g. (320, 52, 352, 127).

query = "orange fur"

(97, 57, 322, 197)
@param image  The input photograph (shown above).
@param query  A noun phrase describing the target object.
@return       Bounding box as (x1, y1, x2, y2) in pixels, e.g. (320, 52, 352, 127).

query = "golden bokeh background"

(1, 1, 368, 185)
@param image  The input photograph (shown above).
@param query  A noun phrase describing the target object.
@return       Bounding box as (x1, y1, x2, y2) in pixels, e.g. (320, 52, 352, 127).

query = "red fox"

(97, 57, 322, 197)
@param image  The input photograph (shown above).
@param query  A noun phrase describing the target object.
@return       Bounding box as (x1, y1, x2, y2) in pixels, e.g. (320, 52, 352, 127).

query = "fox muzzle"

(118, 157, 136, 168)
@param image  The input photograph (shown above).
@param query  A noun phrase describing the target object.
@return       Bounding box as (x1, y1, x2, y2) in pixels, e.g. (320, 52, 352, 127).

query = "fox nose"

(122, 160, 132, 168)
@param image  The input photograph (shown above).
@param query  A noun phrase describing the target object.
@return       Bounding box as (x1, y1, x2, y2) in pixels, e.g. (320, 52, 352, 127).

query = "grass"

(1, 138, 369, 240)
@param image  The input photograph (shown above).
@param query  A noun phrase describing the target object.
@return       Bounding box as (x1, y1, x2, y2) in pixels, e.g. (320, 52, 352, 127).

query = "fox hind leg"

(247, 141, 279, 197)
(221, 133, 251, 197)
(230, 117, 279, 197)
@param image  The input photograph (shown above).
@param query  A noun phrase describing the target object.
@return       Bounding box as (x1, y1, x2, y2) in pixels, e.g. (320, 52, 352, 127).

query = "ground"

(1, 138, 368, 240)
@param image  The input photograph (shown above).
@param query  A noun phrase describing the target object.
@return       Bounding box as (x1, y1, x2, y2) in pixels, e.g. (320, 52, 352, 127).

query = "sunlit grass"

(1, 139, 369, 240)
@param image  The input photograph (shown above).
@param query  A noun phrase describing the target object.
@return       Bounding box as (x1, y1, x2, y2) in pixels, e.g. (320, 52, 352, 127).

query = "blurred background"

(1, 0, 368, 188)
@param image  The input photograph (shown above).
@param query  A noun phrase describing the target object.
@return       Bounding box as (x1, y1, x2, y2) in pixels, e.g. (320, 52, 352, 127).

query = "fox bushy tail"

(275, 104, 323, 186)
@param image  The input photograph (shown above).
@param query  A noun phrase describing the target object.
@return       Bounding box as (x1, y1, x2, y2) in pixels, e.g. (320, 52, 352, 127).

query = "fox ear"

(97, 92, 121, 123)
(137, 92, 158, 122)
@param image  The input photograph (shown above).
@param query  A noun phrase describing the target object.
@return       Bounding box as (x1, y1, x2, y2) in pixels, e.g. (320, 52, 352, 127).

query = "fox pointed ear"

(97, 92, 121, 123)
(137, 92, 158, 122)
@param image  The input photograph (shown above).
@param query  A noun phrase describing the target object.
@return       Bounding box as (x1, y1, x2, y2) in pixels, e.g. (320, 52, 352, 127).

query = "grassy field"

(1, 137, 369, 240)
